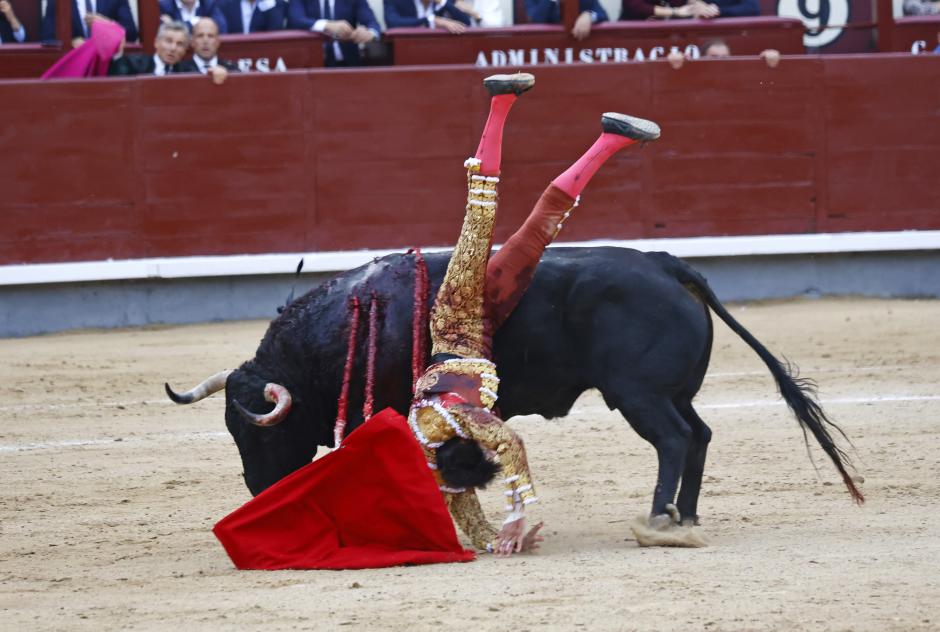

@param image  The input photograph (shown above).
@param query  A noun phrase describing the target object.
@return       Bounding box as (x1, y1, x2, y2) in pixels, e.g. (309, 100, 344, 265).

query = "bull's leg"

(609, 393, 692, 526)
(674, 400, 712, 526)
(485, 113, 660, 330)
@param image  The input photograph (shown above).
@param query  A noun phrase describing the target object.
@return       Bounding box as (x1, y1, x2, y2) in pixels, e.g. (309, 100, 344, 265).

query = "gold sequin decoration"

(428, 163, 500, 359)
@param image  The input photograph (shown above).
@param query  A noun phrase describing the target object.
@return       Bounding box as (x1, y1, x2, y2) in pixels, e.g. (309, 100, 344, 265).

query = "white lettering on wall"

(475, 46, 710, 67)
(234, 57, 289, 72)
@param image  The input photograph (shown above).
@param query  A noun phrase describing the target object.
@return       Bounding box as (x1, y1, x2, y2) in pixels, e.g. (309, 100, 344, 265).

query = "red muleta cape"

(213, 408, 476, 570)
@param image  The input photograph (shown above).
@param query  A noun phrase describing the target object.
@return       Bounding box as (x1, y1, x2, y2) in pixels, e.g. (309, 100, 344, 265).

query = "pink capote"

(41, 20, 125, 79)
(213, 408, 476, 570)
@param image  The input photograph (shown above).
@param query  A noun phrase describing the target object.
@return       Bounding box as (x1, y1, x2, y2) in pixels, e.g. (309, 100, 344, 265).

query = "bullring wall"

(3, 54, 938, 268)
(2, 54, 939, 336)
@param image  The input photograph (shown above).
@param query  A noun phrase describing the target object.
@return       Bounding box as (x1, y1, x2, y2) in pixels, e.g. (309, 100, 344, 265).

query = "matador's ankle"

(483, 72, 535, 97)
(601, 112, 661, 143)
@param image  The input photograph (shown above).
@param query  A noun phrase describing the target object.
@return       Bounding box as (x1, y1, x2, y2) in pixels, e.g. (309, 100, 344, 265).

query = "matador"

(409, 72, 661, 555)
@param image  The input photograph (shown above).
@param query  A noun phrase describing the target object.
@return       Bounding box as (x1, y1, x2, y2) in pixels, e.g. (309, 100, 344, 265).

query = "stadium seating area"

(0, 0, 936, 78)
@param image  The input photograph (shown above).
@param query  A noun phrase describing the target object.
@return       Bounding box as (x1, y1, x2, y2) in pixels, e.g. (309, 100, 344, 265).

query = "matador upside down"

(408, 72, 661, 556)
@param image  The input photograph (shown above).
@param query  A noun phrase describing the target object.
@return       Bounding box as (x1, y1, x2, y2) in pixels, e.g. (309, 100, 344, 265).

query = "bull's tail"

(651, 252, 865, 504)
(165, 369, 233, 404)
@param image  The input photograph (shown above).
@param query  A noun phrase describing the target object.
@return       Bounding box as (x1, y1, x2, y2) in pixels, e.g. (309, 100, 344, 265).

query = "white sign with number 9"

(777, 0, 850, 48)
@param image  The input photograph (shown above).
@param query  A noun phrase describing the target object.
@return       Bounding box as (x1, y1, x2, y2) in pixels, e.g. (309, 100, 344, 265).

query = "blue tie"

(84, 0, 94, 36)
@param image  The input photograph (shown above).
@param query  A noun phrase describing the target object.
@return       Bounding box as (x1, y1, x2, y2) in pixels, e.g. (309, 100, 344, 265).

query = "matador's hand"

(494, 517, 525, 557)
(520, 521, 545, 553)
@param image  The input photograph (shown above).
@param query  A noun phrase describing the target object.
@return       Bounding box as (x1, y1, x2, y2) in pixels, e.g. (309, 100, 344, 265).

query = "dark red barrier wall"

(3, 54, 939, 267)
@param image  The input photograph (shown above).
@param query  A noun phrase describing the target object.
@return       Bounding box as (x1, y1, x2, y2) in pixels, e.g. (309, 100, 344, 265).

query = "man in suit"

(218, 0, 286, 33)
(41, 0, 138, 44)
(620, 0, 758, 20)
(159, 0, 229, 33)
(524, 0, 607, 40)
(288, 0, 380, 66)
(108, 20, 194, 75)
(0, 0, 26, 43)
(189, 17, 235, 82)
(384, 0, 471, 33)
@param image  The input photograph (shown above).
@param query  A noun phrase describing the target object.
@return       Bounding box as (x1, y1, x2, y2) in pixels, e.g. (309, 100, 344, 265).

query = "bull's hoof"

(681, 516, 701, 527)
(649, 504, 681, 531)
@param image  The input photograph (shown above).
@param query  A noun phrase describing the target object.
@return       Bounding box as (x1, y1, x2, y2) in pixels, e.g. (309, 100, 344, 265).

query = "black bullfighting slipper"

(601, 112, 661, 143)
(484, 72, 536, 97)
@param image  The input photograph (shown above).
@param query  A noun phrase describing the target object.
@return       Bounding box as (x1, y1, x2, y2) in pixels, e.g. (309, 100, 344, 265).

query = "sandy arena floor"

(1, 297, 938, 631)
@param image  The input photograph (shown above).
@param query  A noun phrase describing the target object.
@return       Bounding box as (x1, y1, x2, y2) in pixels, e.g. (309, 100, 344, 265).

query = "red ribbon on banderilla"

(333, 251, 431, 447)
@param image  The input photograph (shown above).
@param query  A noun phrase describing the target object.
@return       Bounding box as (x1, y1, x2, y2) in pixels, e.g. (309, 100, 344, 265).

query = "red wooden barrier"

(894, 16, 940, 53)
(2, 54, 939, 267)
(387, 17, 804, 66)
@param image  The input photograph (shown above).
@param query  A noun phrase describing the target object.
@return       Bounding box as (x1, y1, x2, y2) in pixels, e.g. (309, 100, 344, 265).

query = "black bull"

(167, 246, 863, 523)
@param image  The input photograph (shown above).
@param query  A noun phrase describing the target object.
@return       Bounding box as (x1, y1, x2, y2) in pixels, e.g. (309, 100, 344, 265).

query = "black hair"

(436, 437, 500, 489)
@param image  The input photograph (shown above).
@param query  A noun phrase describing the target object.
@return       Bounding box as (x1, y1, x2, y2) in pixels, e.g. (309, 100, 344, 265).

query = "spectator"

(108, 20, 194, 74)
(287, 0, 380, 66)
(0, 0, 25, 43)
(454, 0, 505, 26)
(525, 0, 608, 41)
(41, 0, 138, 44)
(219, 0, 286, 33)
(701, 38, 729, 56)
(160, 0, 229, 32)
(902, 0, 939, 15)
(384, 0, 471, 33)
(621, 0, 758, 20)
(666, 38, 779, 68)
(189, 17, 233, 82)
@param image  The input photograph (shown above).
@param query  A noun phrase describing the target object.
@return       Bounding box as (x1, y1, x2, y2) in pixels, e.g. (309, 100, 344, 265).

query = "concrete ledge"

(4, 230, 940, 287)
(2, 243, 939, 338)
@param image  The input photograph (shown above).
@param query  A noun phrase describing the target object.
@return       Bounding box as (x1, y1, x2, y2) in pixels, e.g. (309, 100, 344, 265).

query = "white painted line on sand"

(1, 394, 937, 454)
(706, 364, 929, 378)
(0, 431, 229, 453)
(2, 397, 221, 411)
(576, 394, 940, 414)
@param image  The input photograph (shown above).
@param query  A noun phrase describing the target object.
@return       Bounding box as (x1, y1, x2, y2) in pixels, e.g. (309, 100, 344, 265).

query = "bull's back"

(494, 247, 711, 417)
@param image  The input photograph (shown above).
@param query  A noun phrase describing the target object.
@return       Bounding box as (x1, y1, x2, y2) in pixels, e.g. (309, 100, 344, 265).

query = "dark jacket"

(218, 0, 286, 33)
(107, 53, 196, 75)
(288, 0, 381, 65)
(0, 15, 24, 43)
(620, 0, 758, 20)
(384, 0, 471, 28)
(41, 0, 138, 42)
(158, 0, 229, 32)
(524, 0, 608, 23)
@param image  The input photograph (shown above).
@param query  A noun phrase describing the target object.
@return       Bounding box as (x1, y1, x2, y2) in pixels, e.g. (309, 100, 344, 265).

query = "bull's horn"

(165, 370, 233, 404)
(232, 383, 293, 427)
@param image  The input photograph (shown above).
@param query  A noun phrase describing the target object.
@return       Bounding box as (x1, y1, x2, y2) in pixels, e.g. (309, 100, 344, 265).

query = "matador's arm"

(452, 403, 538, 509)
(444, 489, 499, 551)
